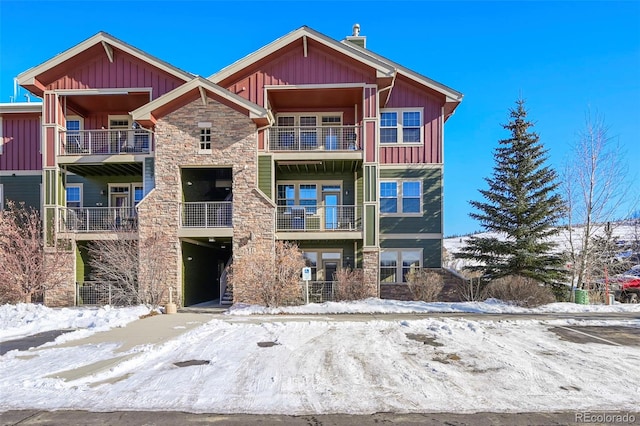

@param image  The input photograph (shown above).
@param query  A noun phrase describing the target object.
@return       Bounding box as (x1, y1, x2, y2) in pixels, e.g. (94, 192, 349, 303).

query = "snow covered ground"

(1, 301, 639, 414)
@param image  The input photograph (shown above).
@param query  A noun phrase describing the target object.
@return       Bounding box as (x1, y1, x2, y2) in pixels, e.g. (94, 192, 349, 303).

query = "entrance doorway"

(322, 186, 340, 230)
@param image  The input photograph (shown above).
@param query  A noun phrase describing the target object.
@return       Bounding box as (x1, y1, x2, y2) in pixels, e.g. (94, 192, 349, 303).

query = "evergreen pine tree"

(455, 99, 565, 283)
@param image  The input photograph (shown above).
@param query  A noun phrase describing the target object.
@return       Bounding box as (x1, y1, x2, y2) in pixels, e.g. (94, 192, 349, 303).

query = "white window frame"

(132, 182, 144, 206)
(276, 180, 342, 213)
(379, 179, 422, 216)
(380, 108, 424, 144)
(65, 183, 83, 208)
(380, 248, 423, 284)
(0, 116, 3, 155)
(0, 184, 3, 210)
(198, 122, 212, 152)
(274, 112, 343, 149)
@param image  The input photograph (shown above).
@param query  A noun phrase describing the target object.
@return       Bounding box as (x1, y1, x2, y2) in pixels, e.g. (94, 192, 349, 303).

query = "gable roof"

(17, 32, 194, 95)
(131, 77, 270, 127)
(208, 26, 462, 112)
(209, 26, 396, 84)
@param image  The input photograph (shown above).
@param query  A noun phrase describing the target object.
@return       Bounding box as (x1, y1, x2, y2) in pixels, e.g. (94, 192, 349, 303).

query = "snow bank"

(226, 297, 640, 315)
(0, 303, 151, 341)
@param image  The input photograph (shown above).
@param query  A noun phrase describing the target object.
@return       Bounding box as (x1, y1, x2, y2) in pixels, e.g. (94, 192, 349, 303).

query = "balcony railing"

(60, 129, 152, 155)
(276, 205, 362, 232)
(269, 126, 361, 151)
(58, 207, 138, 232)
(180, 202, 232, 228)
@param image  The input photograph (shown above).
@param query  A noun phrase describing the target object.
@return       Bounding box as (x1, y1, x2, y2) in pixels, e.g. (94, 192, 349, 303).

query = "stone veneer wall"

(43, 249, 76, 307)
(137, 96, 275, 306)
(362, 249, 380, 298)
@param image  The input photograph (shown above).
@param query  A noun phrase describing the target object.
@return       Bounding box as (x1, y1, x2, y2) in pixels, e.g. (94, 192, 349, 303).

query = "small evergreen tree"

(455, 99, 565, 283)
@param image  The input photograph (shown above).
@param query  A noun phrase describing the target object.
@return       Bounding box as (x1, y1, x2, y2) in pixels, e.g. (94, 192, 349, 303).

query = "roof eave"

(17, 32, 194, 95)
(209, 26, 396, 85)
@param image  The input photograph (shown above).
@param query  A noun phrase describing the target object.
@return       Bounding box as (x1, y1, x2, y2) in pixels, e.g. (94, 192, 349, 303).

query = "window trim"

(276, 180, 342, 213)
(380, 248, 423, 284)
(379, 179, 423, 216)
(199, 127, 212, 152)
(65, 183, 83, 208)
(0, 116, 3, 155)
(0, 184, 3, 210)
(379, 108, 424, 145)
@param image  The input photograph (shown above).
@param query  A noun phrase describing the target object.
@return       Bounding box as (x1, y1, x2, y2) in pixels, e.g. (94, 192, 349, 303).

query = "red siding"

(1, 114, 42, 171)
(380, 78, 444, 164)
(47, 47, 185, 99)
(224, 40, 376, 106)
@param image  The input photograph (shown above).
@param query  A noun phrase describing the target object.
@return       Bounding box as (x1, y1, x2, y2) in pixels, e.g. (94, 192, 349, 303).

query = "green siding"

(379, 168, 442, 234)
(356, 169, 363, 207)
(67, 175, 142, 207)
(258, 155, 272, 198)
(365, 205, 376, 246)
(296, 241, 357, 269)
(380, 238, 442, 268)
(76, 243, 85, 283)
(0, 175, 41, 210)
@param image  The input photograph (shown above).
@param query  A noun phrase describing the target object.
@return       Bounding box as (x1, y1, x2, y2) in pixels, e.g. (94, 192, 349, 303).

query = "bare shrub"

(229, 241, 305, 307)
(334, 268, 367, 301)
(0, 201, 68, 303)
(455, 271, 486, 302)
(405, 269, 444, 302)
(86, 232, 171, 308)
(484, 275, 555, 307)
(87, 237, 140, 306)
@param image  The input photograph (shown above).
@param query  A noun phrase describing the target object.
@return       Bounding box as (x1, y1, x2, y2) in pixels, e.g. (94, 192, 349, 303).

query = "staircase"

(219, 257, 233, 306)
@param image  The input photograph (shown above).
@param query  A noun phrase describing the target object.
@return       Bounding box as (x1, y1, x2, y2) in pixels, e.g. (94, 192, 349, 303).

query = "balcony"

(269, 126, 361, 152)
(180, 202, 232, 228)
(59, 129, 152, 156)
(58, 207, 138, 233)
(276, 205, 362, 233)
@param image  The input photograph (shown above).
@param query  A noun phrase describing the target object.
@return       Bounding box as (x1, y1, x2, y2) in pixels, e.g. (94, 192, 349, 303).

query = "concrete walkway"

(42, 312, 216, 382)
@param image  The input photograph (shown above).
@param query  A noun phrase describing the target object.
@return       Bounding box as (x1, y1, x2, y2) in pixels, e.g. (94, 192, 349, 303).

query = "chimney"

(345, 23, 366, 49)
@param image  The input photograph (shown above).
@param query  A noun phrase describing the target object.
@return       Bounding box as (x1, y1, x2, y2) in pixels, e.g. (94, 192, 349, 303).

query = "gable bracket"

(198, 86, 207, 106)
(303, 35, 308, 58)
(101, 41, 114, 63)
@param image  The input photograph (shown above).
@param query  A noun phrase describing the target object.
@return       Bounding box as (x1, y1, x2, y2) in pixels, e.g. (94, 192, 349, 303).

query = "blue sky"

(1, 1, 638, 235)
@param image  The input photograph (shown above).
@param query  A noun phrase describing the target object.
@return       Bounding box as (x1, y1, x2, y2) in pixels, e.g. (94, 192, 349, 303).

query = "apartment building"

(0, 25, 462, 307)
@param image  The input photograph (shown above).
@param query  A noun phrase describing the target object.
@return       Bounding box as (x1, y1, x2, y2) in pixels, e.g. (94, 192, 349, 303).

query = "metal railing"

(60, 129, 152, 155)
(269, 125, 361, 151)
(180, 202, 232, 228)
(59, 207, 138, 232)
(303, 281, 336, 303)
(76, 281, 113, 306)
(276, 205, 361, 232)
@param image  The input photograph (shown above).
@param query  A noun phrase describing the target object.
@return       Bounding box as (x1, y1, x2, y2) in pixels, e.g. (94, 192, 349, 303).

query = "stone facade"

(137, 95, 275, 306)
(362, 248, 380, 298)
(43, 248, 76, 307)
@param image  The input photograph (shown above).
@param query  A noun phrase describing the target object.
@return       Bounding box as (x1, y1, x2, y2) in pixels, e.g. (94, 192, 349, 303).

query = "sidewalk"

(45, 312, 216, 382)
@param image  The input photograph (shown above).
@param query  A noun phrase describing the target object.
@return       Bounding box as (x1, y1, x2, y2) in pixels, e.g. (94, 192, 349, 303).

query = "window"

(380, 180, 421, 214)
(380, 249, 422, 283)
(66, 117, 82, 153)
(277, 183, 318, 214)
(274, 113, 342, 150)
(380, 109, 423, 144)
(133, 184, 144, 206)
(299, 184, 317, 214)
(200, 128, 212, 151)
(66, 184, 82, 208)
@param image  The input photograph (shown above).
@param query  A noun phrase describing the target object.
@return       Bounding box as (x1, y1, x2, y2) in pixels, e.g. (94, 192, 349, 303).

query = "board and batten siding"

(0, 113, 42, 171)
(258, 155, 272, 198)
(378, 167, 442, 234)
(47, 45, 185, 98)
(380, 78, 444, 165)
(220, 40, 377, 107)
